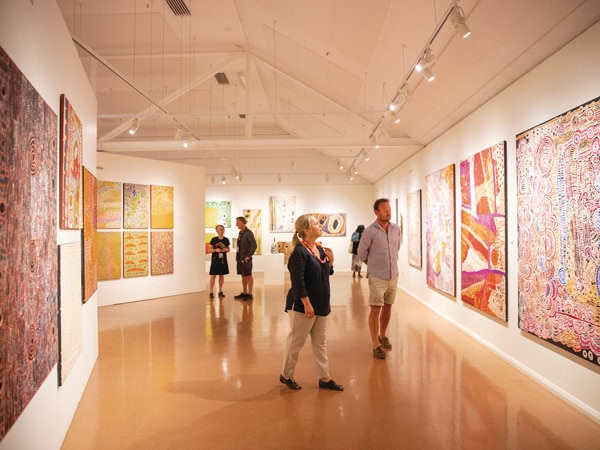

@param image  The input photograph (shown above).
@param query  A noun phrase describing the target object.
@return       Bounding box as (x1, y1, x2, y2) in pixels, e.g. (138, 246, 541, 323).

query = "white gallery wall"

(0, 1, 98, 449)
(375, 22, 600, 420)
(96, 153, 205, 306)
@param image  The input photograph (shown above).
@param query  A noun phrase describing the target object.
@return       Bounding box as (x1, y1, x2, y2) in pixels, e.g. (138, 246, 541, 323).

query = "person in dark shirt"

(234, 216, 257, 300)
(350, 224, 365, 278)
(208, 224, 230, 299)
(279, 214, 343, 391)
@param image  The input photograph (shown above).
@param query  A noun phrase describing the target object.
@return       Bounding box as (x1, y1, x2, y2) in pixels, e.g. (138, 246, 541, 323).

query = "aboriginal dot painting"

(83, 167, 97, 302)
(311, 213, 346, 237)
(59, 94, 83, 229)
(0, 46, 58, 441)
(123, 183, 149, 229)
(123, 231, 149, 278)
(516, 96, 600, 366)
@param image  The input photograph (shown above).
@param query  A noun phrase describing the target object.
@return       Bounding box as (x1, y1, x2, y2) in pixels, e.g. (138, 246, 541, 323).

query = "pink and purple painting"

(59, 94, 83, 229)
(311, 213, 346, 237)
(151, 231, 174, 275)
(123, 183, 149, 229)
(460, 141, 507, 320)
(517, 96, 600, 365)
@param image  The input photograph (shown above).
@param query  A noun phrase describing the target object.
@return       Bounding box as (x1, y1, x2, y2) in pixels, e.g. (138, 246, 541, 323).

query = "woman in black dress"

(209, 224, 230, 298)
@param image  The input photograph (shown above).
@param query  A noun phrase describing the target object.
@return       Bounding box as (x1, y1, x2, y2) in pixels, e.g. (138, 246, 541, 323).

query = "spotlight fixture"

(128, 118, 140, 135)
(370, 135, 380, 149)
(238, 173, 243, 182)
(449, 2, 471, 39)
(221, 176, 226, 185)
(182, 140, 189, 148)
(337, 159, 344, 170)
(415, 47, 436, 82)
(421, 67, 435, 82)
(174, 124, 184, 140)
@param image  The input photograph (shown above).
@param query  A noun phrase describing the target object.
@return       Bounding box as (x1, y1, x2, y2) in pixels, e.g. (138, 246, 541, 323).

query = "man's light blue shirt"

(357, 219, 401, 280)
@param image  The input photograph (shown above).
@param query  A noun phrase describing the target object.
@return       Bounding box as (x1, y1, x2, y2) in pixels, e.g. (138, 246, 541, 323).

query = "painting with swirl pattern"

(516, 96, 600, 365)
(0, 46, 58, 441)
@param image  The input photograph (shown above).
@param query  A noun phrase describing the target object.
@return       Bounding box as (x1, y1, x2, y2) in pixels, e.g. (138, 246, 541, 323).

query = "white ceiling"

(57, 0, 600, 185)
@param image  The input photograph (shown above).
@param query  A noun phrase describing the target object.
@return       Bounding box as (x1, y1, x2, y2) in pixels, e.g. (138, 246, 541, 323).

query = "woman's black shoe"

(319, 379, 343, 391)
(279, 374, 301, 390)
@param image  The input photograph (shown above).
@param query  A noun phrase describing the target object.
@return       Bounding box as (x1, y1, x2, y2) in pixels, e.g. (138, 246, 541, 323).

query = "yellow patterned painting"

(123, 232, 149, 278)
(97, 231, 121, 280)
(151, 185, 174, 229)
(97, 180, 122, 229)
(243, 209, 262, 255)
(151, 231, 174, 275)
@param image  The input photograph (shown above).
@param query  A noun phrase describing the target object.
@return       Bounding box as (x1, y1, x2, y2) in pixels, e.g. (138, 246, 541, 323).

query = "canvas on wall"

(123, 183, 149, 229)
(123, 231, 149, 278)
(0, 46, 59, 441)
(460, 141, 507, 321)
(243, 209, 262, 255)
(407, 189, 422, 269)
(312, 213, 346, 237)
(270, 196, 296, 232)
(516, 96, 600, 365)
(58, 241, 83, 385)
(59, 94, 83, 229)
(205, 200, 231, 228)
(83, 167, 97, 302)
(151, 231, 174, 275)
(97, 180, 122, 229)
(151, 185, 174, 229)
(425, 164, 456, 296)
(97, 231, 122, 280)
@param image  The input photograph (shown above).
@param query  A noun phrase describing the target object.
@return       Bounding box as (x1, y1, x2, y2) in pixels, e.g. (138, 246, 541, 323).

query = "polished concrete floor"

(62, 273, 600, 449)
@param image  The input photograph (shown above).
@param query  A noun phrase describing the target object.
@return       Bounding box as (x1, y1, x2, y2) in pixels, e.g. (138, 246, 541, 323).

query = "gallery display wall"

(374, 22, 600, 421)
(0, 1, 99, 449)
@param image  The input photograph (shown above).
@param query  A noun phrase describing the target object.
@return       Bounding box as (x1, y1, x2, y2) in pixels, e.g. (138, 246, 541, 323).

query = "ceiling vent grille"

(214, 73, 230, 85)
(165, 0, 191, 16)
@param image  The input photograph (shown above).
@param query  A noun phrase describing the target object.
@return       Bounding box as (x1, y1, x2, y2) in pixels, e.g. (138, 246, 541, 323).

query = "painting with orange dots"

(460, 141, 507, 320)
(517, 96, 600, 365)
(97, 231, 121, 280)
(83, 167, 97, 302)
(123, 231, 149, 278)
(59, 94, 83, 229)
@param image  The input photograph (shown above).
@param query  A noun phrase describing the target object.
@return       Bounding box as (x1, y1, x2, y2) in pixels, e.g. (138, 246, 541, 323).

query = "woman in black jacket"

(279, 214, 343, 391)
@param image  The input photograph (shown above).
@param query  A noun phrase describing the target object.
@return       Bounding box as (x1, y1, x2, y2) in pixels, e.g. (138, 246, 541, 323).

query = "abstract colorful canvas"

(59, 94, 83, 229)
(97, 180, 122, 229)
(243, 209, 262, 255)
(425, 164, 456, 296)
(97, 232, 122, 280)
(205, 201, 231, 228)
(270, 196, 296, 232)
(517, 97, 600, 365)
(123, 183, 149, 229)
(58, 241, 83, 385)
(312, 213, 346, 237)
(151, 231, 174, 275)
(407, 190, 422, 268)
(0, 46, 58, 440)
(123, 231, 149, 278)
(277, 241, 294, 264)
(460, 142, 507, 320)
(151, 185, 174, 229)
(83, 167, 97, 303)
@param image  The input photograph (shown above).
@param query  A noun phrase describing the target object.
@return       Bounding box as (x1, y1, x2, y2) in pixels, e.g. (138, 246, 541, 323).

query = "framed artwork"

(425, 164, 456, 296)
(123, 183, 149, 229)
(517, 96, 600, 365)
(460, 141, 507, 321)
(123, 231, 149, 278)
(243, 209, 262, 255)
(407, 189, 422, 269)
(59, 94, 83, 229)
(205, 200, 231, 228)
(270, 196, 296, 232)
(205, 232, 216, 254)
(0, 46, 59, 439)
(97, 232, 122, 280)
(151, 231, 174, 275)
(58, 241, 83, 385)
(277, 241, 294, 264)
(97, 180, 122, 229)
(83, 167, 97, 303)
(311, 213, 346, 237)
(151, 185, 174, 229)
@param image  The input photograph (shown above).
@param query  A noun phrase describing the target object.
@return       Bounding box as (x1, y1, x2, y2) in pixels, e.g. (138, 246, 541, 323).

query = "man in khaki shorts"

(358, 198, 402, 359)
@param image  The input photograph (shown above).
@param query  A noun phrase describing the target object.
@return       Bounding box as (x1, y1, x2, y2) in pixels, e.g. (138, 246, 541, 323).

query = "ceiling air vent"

(165, 0, 191, 16)
(214, 72, 230, 85)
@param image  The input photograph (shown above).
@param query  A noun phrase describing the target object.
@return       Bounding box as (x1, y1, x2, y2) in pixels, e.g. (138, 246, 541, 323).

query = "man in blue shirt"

(358, 198, 402, 359)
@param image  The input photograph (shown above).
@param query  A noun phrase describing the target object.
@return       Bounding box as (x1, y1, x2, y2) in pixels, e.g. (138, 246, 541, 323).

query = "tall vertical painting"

(205, 200, 231, 228)
(97, 232, 122, 280)
(312, 213, 346, 237)
(0, 46, 58, 440)
(123, 231, 149, 278)
(407, 189, 422, 269)
(517, 97, 600, 365)
(58, 241, 83, 385)
(83, 167, 97, 302)
(97, 180, 122, 229)
(151, 185, 174, 229)
(123, 183, 149, 229)
(59, 94, 83, 229)
(425, 164, 456, 296)
(151, 231, 174, 275)
(243, 209, 262, 255)
(270, 196, 296, 232)
(460, 141, 507, 321)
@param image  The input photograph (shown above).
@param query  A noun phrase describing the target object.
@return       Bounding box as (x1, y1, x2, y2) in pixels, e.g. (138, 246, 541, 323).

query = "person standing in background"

(208, 224, 230, 299)
(358, 199, 401, 360)
(350, 224, 365, 278)
(234, 216, 257, 300)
